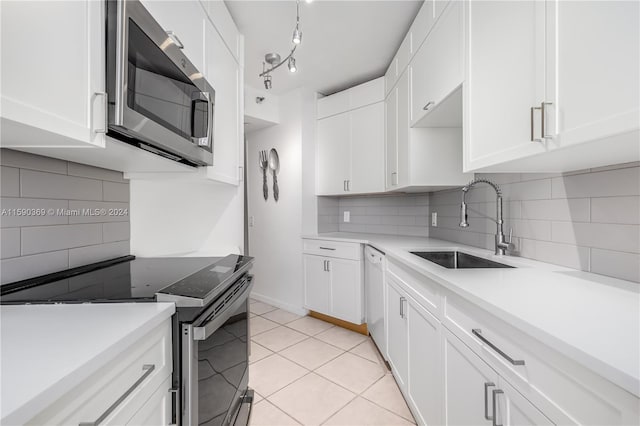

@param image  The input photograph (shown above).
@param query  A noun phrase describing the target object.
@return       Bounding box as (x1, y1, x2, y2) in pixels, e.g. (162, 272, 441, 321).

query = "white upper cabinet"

(317, 113, 351, 195)
(200, 1, 242, 63)
(464, 0, 640, 172)
(204, 21, 241, 185)
(350, 103, 385, 194)
(316, 78, 385, 196)
(410, 0, 463, 127)
(385, 69, 410, 191)
(141, 0, 206, 73)
(0, 0, 106, 148)
(546, 1, 639, 151)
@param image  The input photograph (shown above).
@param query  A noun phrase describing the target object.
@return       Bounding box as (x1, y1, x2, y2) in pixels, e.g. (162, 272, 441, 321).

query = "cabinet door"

(396, 70, 410, 188)
(328, 258, 363, 324)
(385, 88, 398, 190)
(411, 1, 463, 126)
(547, 1, 639, 149)
(0, 0, 105, 148)
(464, 1, 547, 171)
(407, 300, 443, 426)
(495, 378, 553, 426)
(386, 277, 408, 390)
(303, 255, 330, 314)
(444, 328, 498, 426)
(205, 21, 240, 184)
(141, 0, 205, 73)
(317, 113, 351, 195)
(123, 377, 172, 426)
(350, 103, 385, 194)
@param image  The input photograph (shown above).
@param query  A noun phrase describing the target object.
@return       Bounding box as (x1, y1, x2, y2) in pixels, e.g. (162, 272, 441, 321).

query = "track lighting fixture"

(259, 0, 307, 89)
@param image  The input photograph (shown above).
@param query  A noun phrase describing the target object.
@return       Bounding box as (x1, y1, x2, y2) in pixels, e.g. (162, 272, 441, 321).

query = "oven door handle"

(192, 275, 253, 341)
(190, 91, 213, 148)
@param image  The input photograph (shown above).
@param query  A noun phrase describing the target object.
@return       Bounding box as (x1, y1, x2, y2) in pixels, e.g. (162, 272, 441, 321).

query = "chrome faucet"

(459, 178, 514, 255)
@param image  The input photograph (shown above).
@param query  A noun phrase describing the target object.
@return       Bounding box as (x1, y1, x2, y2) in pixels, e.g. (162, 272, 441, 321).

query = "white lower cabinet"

(443, 328, 551, 426)
(303, 239, 364, 324)
(381, 259, 638, 426)
(407, 300, 443, 426)
(386, 277, 409, 390)
(27, 321, 173, 425)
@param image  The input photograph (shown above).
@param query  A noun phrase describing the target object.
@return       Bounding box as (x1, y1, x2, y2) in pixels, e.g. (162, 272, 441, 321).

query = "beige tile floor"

(248, 299, 416, 426)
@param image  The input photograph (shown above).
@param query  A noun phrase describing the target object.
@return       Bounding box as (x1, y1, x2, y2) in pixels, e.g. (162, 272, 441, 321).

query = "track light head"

(288, 57, 297, 73)
(263, 75, 272, 90)
(292, 27, 302, 45)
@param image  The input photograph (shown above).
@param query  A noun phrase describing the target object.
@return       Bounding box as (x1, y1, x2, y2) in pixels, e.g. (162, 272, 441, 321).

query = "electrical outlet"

(431, 212, 437, 227)
(344, 211, 350, 223)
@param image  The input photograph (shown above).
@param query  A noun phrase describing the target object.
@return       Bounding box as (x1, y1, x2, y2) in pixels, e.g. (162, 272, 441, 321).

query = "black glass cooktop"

(0, 254, 252, 305)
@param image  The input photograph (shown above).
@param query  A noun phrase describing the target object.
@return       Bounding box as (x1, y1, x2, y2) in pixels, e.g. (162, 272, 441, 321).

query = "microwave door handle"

(191, 91, 212, 147)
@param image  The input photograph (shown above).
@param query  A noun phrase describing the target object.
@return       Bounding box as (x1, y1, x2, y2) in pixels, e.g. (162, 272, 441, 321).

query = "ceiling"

(225, 0, 423, 96)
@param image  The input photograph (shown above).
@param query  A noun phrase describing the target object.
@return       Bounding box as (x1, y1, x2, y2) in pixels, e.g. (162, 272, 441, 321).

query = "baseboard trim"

(309, 311, 368, 335)
(250, 292, 309, 316)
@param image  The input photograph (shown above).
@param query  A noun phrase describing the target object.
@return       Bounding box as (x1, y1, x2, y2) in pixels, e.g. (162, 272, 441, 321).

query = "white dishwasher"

(364, 245, 386, 359)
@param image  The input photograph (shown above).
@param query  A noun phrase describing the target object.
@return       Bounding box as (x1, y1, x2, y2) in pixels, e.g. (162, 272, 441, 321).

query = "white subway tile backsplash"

(21, 169, 102, 200)
(521, 198, 590, 222)
(103, 181, 130, 202)
(519, 239, 590, 271)
(1, 166, 19, 197)
(68, 201, 129, 223)
(21, 224, 102, 255)
(0, 198, 69, 228)
(1, 250, 69, 284)
(590, 249, 640, 283)
(67, 162, 127, 183)
(552, 167, 640, 199)
(1, 228, 20, 259)
(551, 222, 640, 254)
(591, 196, 640, 224)
(1, 149, 67, 174)
(0, 149, 129, 285)
(103, 222, 130, 243)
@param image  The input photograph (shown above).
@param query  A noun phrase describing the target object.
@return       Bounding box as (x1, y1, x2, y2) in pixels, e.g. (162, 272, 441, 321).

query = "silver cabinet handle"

(168, 387, 179, 426)
(472, 329, 525, 365)
(94, 92, 108, 134)
(79, 364, 155, 426)
(484, 382, 495, 420)
(323, 260, 327, 271)
(530, 105, 542, 142)
(399, 296, 406, 318)
(423, 101, 435, 111)
(492, 389, 504, 426)
(343, 180, 347, 191)
(391, 172, 398, 186)
(326, 260, 330, 272)
(166, 31, 184, 49)
(319, 247, 336, 251)
(347, 180, 351, 191)
(541, 101, 553, 139)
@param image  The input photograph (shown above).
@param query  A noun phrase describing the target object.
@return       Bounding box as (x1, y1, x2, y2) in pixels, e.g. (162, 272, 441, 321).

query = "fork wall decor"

(258, 150, 269, 200)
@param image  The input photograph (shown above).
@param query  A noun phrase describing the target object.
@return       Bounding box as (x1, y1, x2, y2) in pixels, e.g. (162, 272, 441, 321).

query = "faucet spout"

(458, 178, 514, 255)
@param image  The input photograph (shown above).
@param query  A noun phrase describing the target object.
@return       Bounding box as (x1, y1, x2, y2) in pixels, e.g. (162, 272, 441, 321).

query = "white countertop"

(0, 302, 175, 424)
(303, 232, 640, 398)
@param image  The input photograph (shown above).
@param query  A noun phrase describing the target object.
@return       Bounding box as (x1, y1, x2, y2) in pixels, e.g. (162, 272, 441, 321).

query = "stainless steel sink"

(410, 251, 514, 269)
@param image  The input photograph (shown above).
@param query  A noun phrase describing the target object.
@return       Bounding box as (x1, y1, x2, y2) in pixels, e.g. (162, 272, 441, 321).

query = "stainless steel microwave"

(106, 0, 214, 167)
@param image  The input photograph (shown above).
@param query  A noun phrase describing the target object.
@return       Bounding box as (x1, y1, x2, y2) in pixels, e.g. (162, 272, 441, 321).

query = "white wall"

(247, 89, 315, 314)
(130, 179, 244, 257)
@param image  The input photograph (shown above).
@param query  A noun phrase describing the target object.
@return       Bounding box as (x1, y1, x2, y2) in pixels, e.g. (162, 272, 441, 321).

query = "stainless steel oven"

(106, 0, 214, 166)
(180, 274, 254, 426)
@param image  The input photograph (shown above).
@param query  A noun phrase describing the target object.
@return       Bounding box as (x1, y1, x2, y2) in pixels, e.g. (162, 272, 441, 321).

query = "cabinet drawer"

(387, 258, 440, 317)
(444, 293, 639, 425)
(303, 239, 362, 260)
(29, 321, 172, 425)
